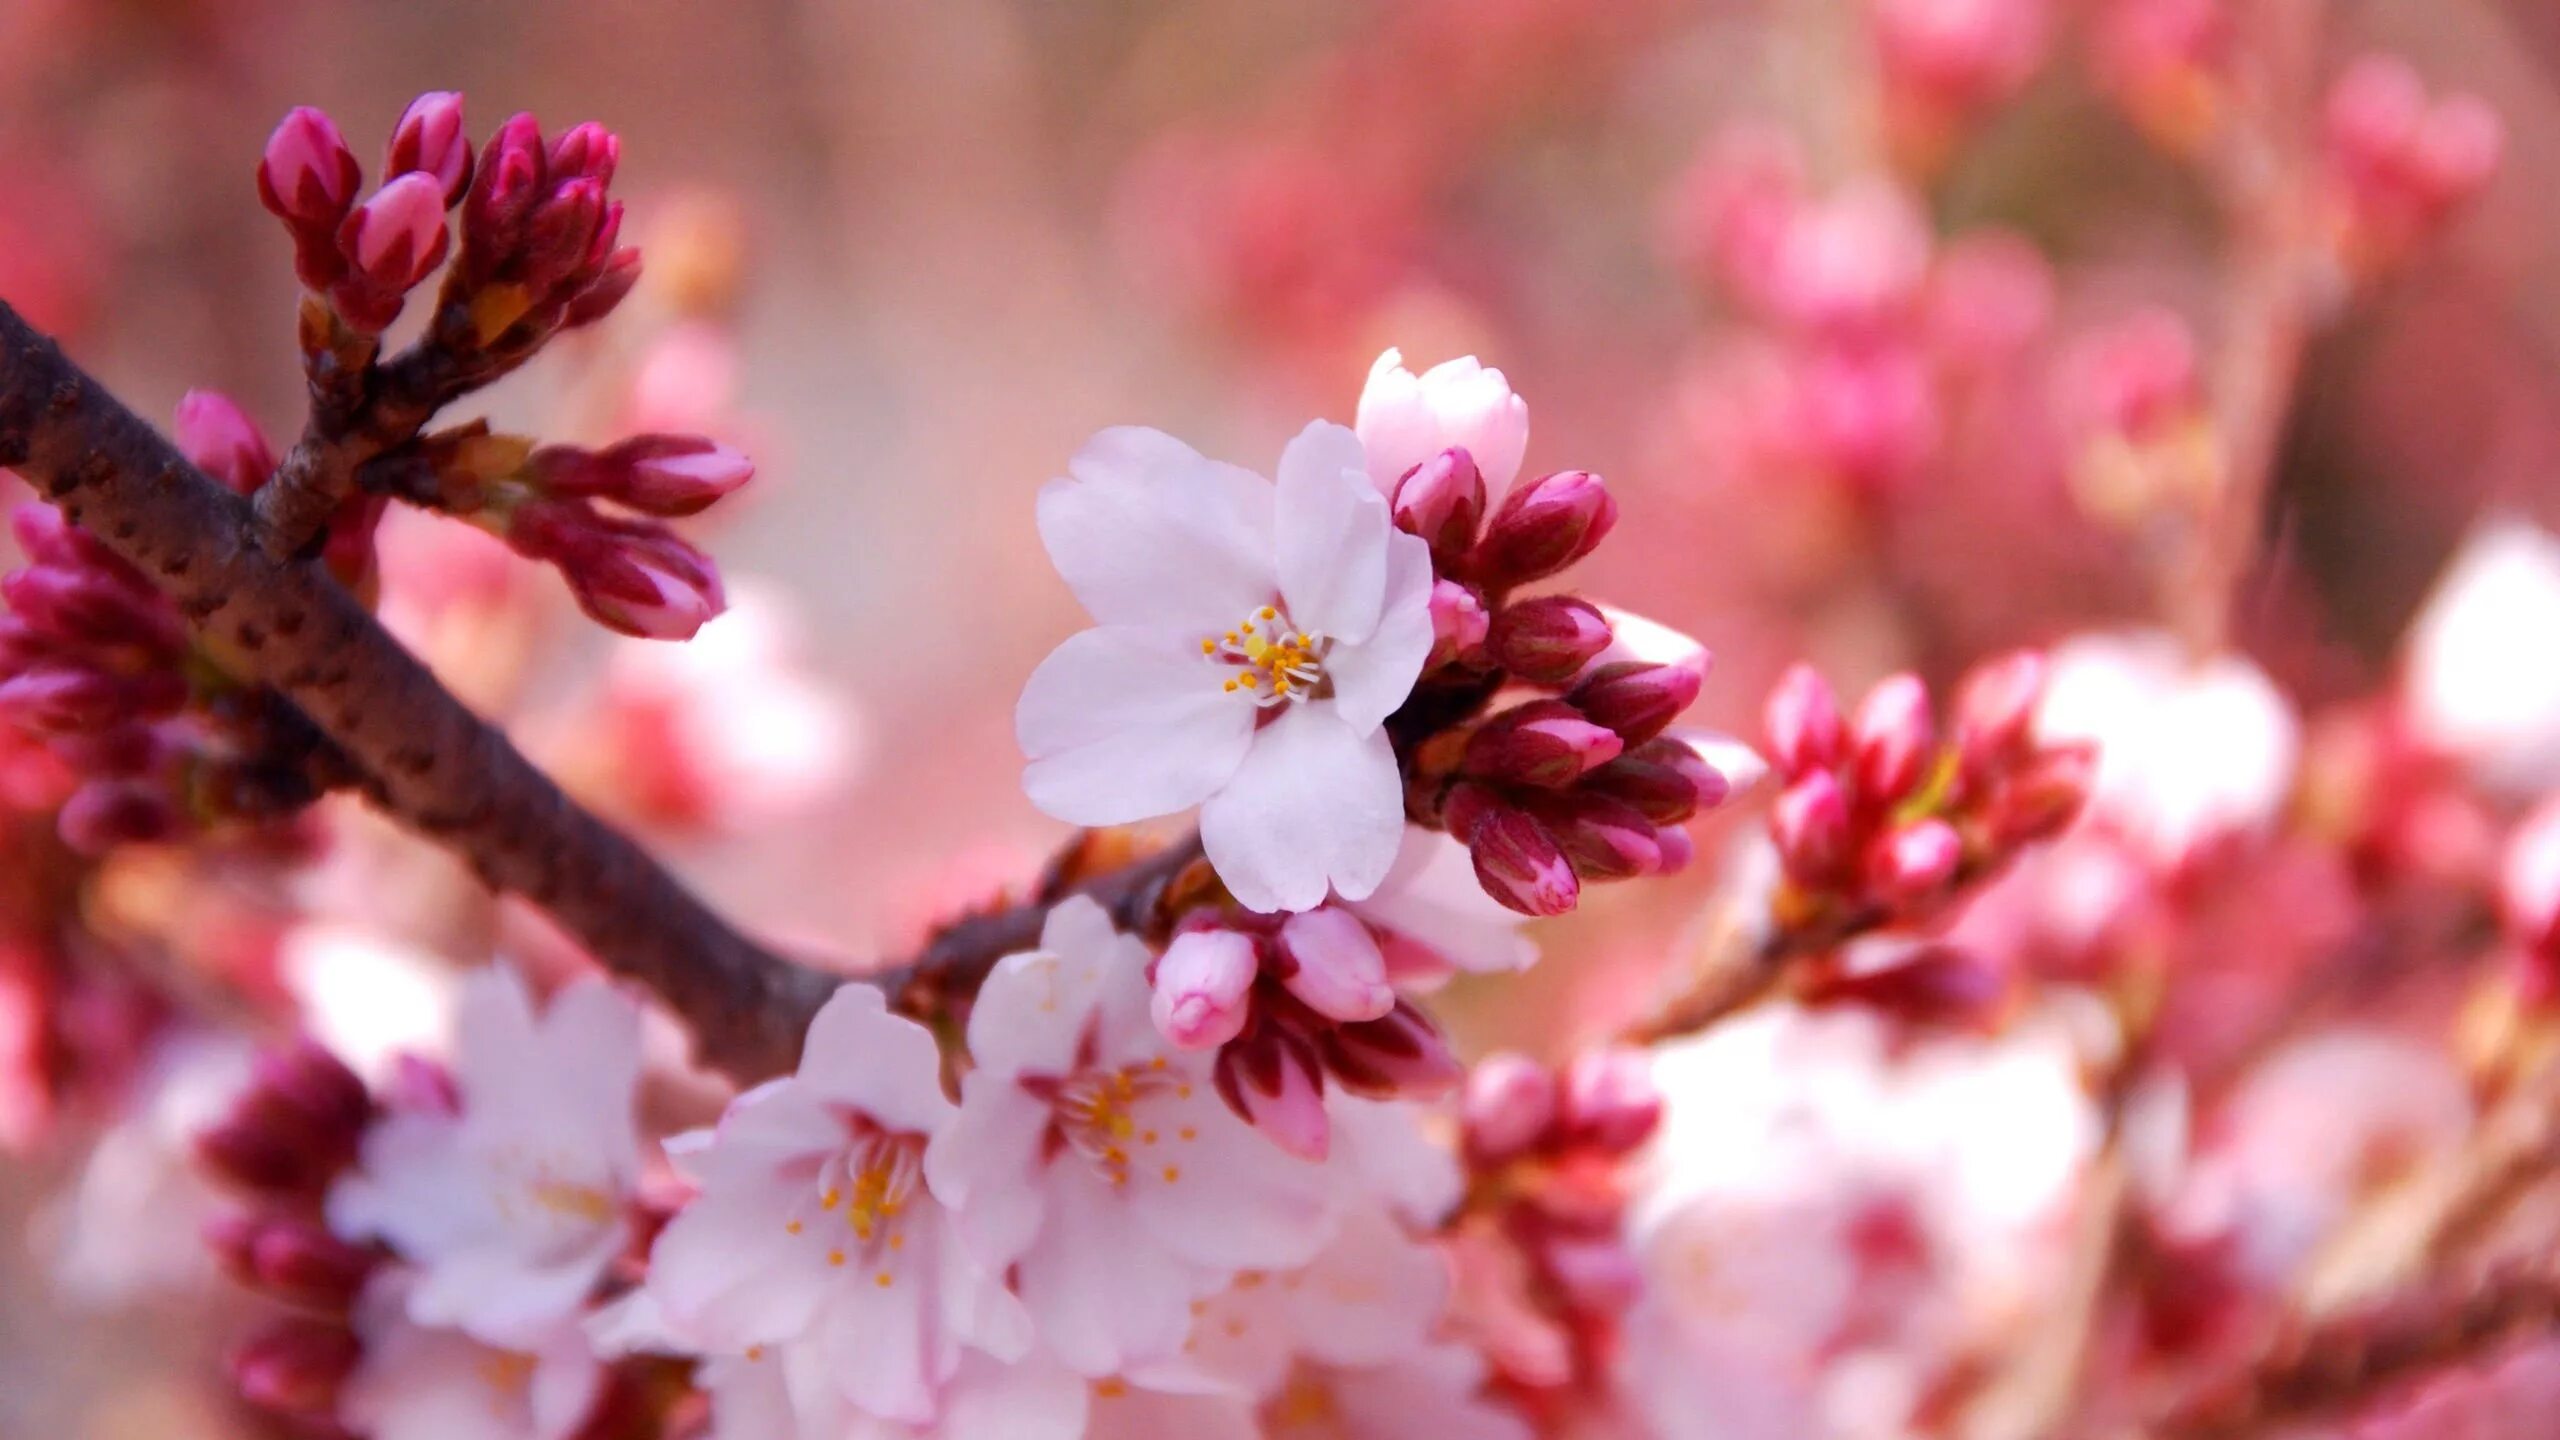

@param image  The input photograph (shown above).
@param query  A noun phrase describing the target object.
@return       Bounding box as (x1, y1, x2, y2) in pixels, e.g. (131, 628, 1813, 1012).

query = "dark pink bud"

(248, 1218, 377, 1312)
(10, 503, 123, 572)
(511, 501, 726, 640)
(1427, 580, 1491, 671)
(0, 664, 184, 733)
(257, 107, 361, 229)
(592, 435, 756, 517)
(1584, 735, 1728, 825)
(1474, 469, 1616, 583)
(2, 565, 184, 656)
(1772, 770, 1852, 884)
(1569, 661, 1701, 746)
(1277, 908, 1393, 1023)
(337, 173, 450, 307)
(1537, 792, 1664, 880)
(1317, 998, 1463, 1099)
(1867, 818, 1963, 907)
(1656, 824, 1697, 874)
(462, 113, 547, 268)
(1463, 1051, 1558, 1165)
(387, 91, 472, 204)
(1469, 804, 1581, 917)
(1955, 649, 2047, 773)
(1151, 927, 1258, 1050)
(520, 177, 606, 296)
(545, 121, 621, 186)
(1559, 1047, 1662, 1153)
(195, 1114, 313, 1196)
(231, 1319, 358, 1417)
(57, 782, 178, 853)
(1214, 1031, 1330, 1161)
(49, 725, 163, 778)
(1490, 595, 1614, 685)
(1991, 740, 2096, 844)
(1765, 663, 1846, 777)
(1392, 446, 1486, 562)
(1465, 700, 1623, 789)
(174, 390, 278, 497)
(1852, 672, 1936, 802)
(256, 1040, 373, 1139)
(561, 247, 644, 329)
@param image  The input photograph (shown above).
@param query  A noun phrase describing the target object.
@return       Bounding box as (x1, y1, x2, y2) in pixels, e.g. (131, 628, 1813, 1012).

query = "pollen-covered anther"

(1208, 603, 1329, 706)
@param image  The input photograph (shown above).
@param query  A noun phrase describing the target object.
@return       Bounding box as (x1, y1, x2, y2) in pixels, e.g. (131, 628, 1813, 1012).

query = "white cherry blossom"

(925, 896, 1339, 1376)
(1017, 422, 1435, 912)
(326, 965, 641, 1347)
(340, 1271, 604, 1440)
(2402, 517, 2560, 795)
(1355, 348, 1532, 503)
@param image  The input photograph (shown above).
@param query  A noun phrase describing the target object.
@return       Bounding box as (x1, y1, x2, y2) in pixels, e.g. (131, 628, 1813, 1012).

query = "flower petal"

(1018, 626, 1256, 826)
(1200, 706, 1404, 911)
(1275, 421, 1391, 645)
(1322, 530, 1434, 734)
(1037, 426, 1276, 629)
(794, 985, 954, 1138)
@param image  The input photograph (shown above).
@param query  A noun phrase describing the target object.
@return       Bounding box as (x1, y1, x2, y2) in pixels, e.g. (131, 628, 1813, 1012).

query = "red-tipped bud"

(1468, 803, 1581, 917)
(1317, 998, 1464, 1100)
(462, 113, 547, 269)
(195, 1114, 314, 1196)
(545, 121, 622, 186)
(58, 782, 178, 853)
(1990, 740, 2096, 844)
(1656, 824, 1697, 874)
(230, 1319, 359, 1417)
(1277, 908, 1394, 1023)
(1474, 469, 1616, 583)
(257, 107, 361, 229)
(1955, 649, 2046, 772)
(1463, 1052, 1558, 1166)
(1867, 818, 1963, 907)
(10, 503, 122, 572)
(1537, 792, 1664, 880)
(1559, 1047, 1662, 1153)
(1490, 595, 1614, 685)
(174, 390, 278, 496)
(49, 725, 164, 779)
(561, 247, 644, 329)
(2, 565, 184, 657)
(1772, 769, 1852, 884)
(387, 91, 473, 204)
(0, 664, 185, 733)
(336, 173, 450, 324)
(256, 1040, 373, 1139)
(1150, 928, 1258, 1050)
(592, 435, 755, 517)
(1765, 663, 1846, 777)
(1214, 1031, 1331, 1161)
(1569, 661, 1701, 746)
(510, 501, 726, 640)
(1392, 446, 1486, 562)
(1584, 735, 1729, 825)
(1427, 580, 1491, 671)
(520, 177, 606, 296)
(218, 1216, 376, 1313)
(1852, 672, 1936, 802)
(1465, 700, 1623, 789)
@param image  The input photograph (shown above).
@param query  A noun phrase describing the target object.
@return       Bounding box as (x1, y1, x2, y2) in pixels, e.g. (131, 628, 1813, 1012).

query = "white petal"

(1275, 421, 1391, 644)
(1018, 626, 1256, 826)
(1349, 826, 1534, 977)
(925, 1078, 1050, 1266)
(1127, 1085, 1336, 1271)
(1037, 427, 1276, 629)
(794, 985, 953, 1138)
(1016, 1171, 1205, 1375)
(1200, 706, 1406, 912)
(1322, 531, 1434, 734)
(1354, 348, 1532, 501)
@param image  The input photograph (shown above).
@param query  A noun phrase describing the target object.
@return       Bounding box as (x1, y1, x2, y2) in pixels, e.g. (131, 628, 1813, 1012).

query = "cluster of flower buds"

(1762, 652, 2093, 938)
(258, 93, 638, 341)
(2321, 54, 2502, 277)
(1389, 445, 1733, 917)
(1148, 905, 1462, 1159)
(1453, 1049, 1663, 1404)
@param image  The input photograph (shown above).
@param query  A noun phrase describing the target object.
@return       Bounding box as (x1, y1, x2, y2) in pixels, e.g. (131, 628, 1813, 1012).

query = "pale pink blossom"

(1018, 423, 1435, 912)
(326, 966, 642, 1347)
(1346, 826, 1536, 981)
(277, 924, 459, 1085)
(925, 896, 1339, 1376)
(1260, 1343, 1530, 1440)
(1182, 1202, 1448, 1396)
(2402, 519, 2560, 796)
(699, 1346, 1087, 1440)
(641, 984, 1028, 1426)
(39, 1032, 252, 1305)
(1354, 348, 1532, 502)
(340, 1272, 604, 1440)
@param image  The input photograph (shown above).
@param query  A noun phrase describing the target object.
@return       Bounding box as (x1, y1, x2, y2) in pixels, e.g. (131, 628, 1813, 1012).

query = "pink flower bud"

(239, 1216, 377, 1312)
(1584, 735, 1729, 825)
(1990, 740, 2096, 845)
(1317, 998, 1463, 1099)
(174, 390, 278, 497)
(1391, 446, 1486, 562)
(231, 1319, 358, 1417)
(386, 91, 473, 203)
(462, 113, 548, 268)
(1427, 580, 1491, 671)
(1867, 818, 1963, 907)
(50, 725, 163, 779)
(1277, 908, 1394, 1023)
(337, 173, 450, 312)
(1765, 662, 1846, 777)
(2503, 798, 2560, 959)
(1465, 700, 1623, 789)
(257, 107, 361, 229)
(1656, 824, 1697, 874)
(1559, 1047, 1662, 1153)
(1463, 1052, 1557, 1165)
(0, 663, 184, 733)
(512, 502, 727, 640)
(1542, 1234, 1646, 1310)
(1475, 469, 1616, 584)
(1151, 928, 1259, 1050)
(256, 1040, 373, 1138)
(10, 503, 121, 572)
(592, 435, 756, 517)
(1214, 1031, 1330, 1161)
(546, 121, 622, 186)
(561, 246, 644, 329)
(1489, 595, 1614, 685)
(1852, 671, 1936, 802)
(520, 177, 607, 296)
(1468, 803, 1580, 917)
(1772, 769, 1852, 884)
(1536, 792, 1664, 880)
(1569, 661, 1701, 746)
(195, 1114, 314, 1196)
(2, 565, 184, 657)
(1955, 649, 2047, 771)
(57, 782, 178, 853)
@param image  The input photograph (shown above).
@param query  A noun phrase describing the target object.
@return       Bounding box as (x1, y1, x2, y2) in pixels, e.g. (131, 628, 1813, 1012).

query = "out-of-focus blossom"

(40, 1032, 252, 1305)
(1356, 349, 1531, 503)
(1018, 423, 1434, 912)
(2402, 519, 2560, 797)
(340, 1272, 604, 1440)
(925, 896, 1337, 1376)
(2092, 0, 2229, 151)
(1261, 1343, 1531, 1440)
(1348, 826, 1537, 982)
(2321, 54, 2502, 276)
(278, 925, 459, 1085)
(1872, 0, 2050, 160)
(327, 966, 642, 1347)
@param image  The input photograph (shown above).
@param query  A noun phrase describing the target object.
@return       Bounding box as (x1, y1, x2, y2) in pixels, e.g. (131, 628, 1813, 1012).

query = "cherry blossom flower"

(2402, 518, 2560, 796)
(1354, 348, 1531, 502)
(925, 896, 1339, 1376)
(699, 1346, 1087, 1440)
(1018, 423, 1435, 912)
(1181, 1202, 1449, 1396)
(1260, 1343, 1529, 1440)
(641, 983, 1028, 1426)
(40, 1032, 251, 1305)
(340, 1271, 604, 1440)
(1346, 826, 1537, 983)
(326, 966, 642, 1347)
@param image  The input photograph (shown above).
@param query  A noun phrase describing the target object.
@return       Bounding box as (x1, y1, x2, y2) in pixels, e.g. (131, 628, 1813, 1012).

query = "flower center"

(1047, 1058, 1183, 1187)
(1204, 605, 1327, 706)
(784, 1124, 925, 1282)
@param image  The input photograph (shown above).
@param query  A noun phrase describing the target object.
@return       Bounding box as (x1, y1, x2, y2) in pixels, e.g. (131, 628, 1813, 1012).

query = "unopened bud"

(546, 121, 622, 186)
(336, 173, 450, 326)
(256, 1040, 373, 1139)
(1150, 928, 1259, 1050)
(2, 565, 184, 657)
(561, 247, 644, 329)
(1277, 908, 1394, 1023)
(1464, 700, 1623, 789)
(461, 113, 547, 272)
(593, 435, 755, 517)
(520, 177, 606, 297)
(511, 501, 726, 640)
(257, 107, 361, 229)
(1392, 446, 1486, 563)
(1463, 1052, 1557, 1165)
(1317, 998, 1463, 1099)
(1990, 740, 2096, 844)
(230, 1319, 359, 1417)
(1772, 770, 1853, 884)
(1537, 792, 1664, 880)
(1468, 803, 1580, 917)
(58, 782, 178, 853)
(1559, 1047, 1662, 1153)
(1584, 736, 1729, 825)
(1765, 663, 1846, 777)
(1867, 818, 1963, 907)
(386, 91, 473, 204)
(0, 664, 184, 733)
(1214, 1031, 1330, 1161)
(1852, 672, 1936, 802)
(175, 390, 278, 497)
(1428, 580, 1491, 671)
(1474, 469, 1615, 583)
(1489, 595, 1613, 685)
(1569, 661, 1701, 745)
(1956, 649, 2046, 773)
